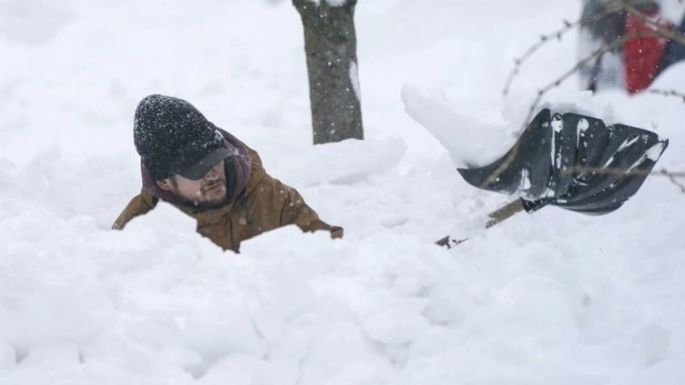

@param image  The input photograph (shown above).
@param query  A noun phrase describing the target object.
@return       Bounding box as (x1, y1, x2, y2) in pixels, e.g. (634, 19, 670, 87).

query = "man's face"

(157, 160, 228, 208)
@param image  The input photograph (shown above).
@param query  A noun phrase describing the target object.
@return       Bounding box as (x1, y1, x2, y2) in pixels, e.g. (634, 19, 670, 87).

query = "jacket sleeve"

(111, 188, 158, 230)
(256, 175, 331, 233)
(242, 147, 342, 238)
(280, 181, 332, 233)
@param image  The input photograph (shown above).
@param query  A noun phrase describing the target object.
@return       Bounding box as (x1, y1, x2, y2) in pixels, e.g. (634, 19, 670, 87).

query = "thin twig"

(491, 0, 685, 192)
(649, 89, 685, 102)
(502, 2, 626, 96)
(662, 168, 685, 193)
(481, 30, 660, 190)
(504, 0, 685, 99)
(524, 29, 663, 122)
(561, 166, 685, 178)
(655, 169, 685, 178)
(564, 166, 685, 194)
(622, 2, 685, 46)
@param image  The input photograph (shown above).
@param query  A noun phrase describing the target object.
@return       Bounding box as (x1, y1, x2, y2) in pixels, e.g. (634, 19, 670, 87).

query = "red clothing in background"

(623, 11, 671, 94)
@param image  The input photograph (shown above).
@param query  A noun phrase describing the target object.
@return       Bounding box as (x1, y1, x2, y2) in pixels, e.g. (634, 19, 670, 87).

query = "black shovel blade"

(458, 108, 668, 215)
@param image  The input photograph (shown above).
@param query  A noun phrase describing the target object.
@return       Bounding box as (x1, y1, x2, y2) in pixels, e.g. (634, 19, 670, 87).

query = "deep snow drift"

(1, 1, 684, 384)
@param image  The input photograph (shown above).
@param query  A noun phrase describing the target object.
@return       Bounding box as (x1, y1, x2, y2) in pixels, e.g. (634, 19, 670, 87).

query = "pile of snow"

(1, 1, 684, 384)
(401, 85, 515, 168)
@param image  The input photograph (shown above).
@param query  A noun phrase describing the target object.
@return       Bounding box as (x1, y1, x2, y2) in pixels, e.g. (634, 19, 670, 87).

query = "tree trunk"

(293, 0, 364, 144)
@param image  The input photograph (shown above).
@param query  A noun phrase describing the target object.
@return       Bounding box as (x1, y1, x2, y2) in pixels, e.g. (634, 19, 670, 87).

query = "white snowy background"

(1, 0, 684, 384)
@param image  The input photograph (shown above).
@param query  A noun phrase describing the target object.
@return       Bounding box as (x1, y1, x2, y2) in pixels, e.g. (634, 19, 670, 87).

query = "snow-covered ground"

(1, 1, 684, 384)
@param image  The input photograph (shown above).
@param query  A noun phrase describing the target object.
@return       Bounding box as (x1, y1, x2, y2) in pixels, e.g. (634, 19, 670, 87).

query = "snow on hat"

(133, 94, 227, 180)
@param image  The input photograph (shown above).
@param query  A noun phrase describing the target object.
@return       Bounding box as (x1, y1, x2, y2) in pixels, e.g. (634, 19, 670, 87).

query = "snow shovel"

(436, 108, 669, 249)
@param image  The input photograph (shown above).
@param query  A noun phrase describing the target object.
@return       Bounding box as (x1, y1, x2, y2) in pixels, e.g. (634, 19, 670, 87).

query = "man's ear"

(156, 178, 173, 191)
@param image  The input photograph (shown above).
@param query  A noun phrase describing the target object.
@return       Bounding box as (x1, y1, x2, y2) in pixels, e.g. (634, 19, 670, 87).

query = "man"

(113, 94, 343, 252)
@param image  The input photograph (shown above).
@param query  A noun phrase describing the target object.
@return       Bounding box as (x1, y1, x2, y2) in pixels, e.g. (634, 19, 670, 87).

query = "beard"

(198, 179, 228, 207)
(170, 177, 229, 209)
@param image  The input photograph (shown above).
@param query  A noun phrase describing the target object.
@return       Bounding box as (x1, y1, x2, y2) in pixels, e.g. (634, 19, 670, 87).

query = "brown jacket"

(112, 148, 336, 252)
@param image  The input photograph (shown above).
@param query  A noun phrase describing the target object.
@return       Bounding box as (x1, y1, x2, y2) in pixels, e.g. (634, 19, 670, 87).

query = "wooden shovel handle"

(435, 199, 525, 249)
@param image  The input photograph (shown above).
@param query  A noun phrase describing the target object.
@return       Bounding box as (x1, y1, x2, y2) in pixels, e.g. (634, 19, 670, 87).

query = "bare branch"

(622, 2, 685, 46)
(563, 166, 685, 194)
(504, 0, 685, 99)
(502, 2, 626, 96)
(655, 168, 685, 178)
(649, 89, 685, 102)
(561, 166, 685, 178)
(662, 168, 685, 193)
(522, 29, 665, 123)
(490, 0, 685, 193)
(481, 30, 662, 190)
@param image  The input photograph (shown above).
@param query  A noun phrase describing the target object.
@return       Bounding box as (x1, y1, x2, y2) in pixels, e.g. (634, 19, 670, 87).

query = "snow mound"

(401, 84, 514, 168)
(1, 1, 684, 385)
(275, 138, 406, 187)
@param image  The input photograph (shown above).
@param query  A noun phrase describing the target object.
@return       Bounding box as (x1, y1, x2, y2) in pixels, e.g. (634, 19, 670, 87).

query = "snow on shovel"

(436, 108, 669, 248)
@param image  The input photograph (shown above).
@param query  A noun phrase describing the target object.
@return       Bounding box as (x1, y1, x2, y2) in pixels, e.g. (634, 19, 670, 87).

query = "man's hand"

(330, 226, 344, 239)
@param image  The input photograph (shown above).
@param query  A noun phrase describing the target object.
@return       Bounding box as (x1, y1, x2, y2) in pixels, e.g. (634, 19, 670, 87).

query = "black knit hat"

(133, 94, 227, 180)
